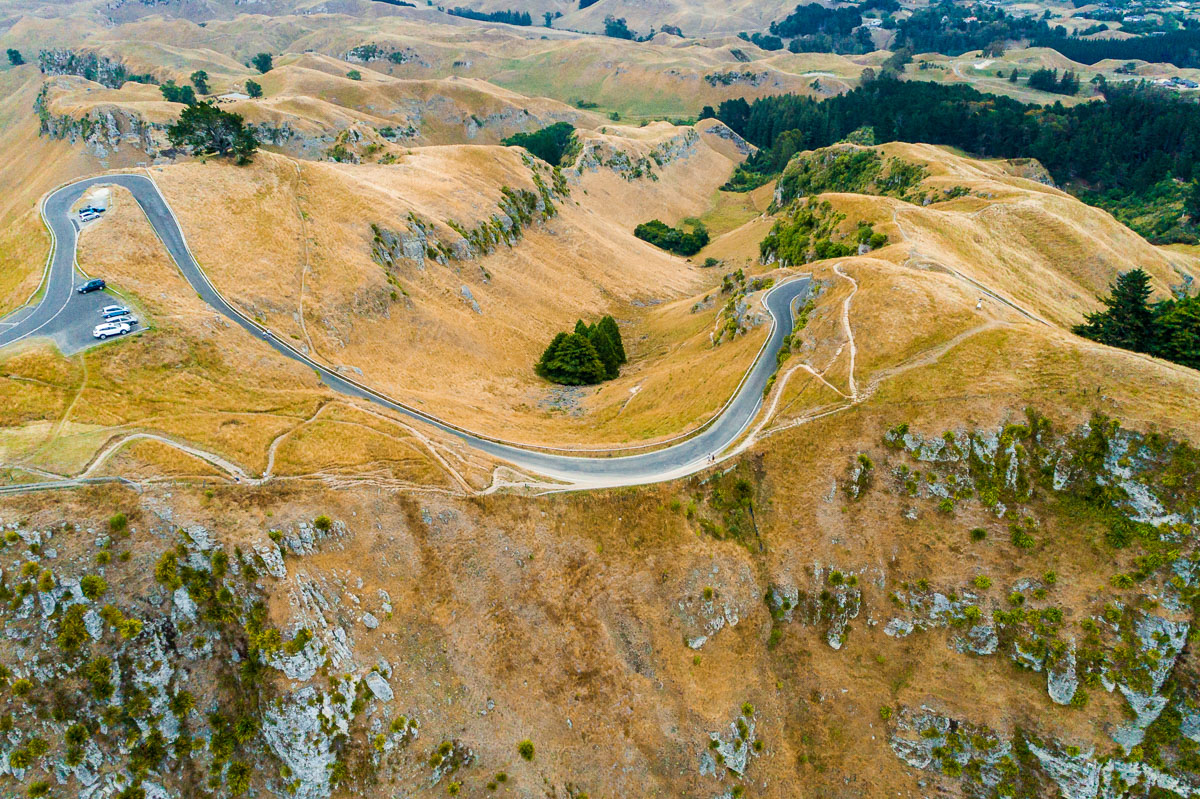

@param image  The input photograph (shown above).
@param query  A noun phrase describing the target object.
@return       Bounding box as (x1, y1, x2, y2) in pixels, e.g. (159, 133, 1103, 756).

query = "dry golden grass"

(146, 137, 777, 446)
(817, 143, 1200, 329)
(0, 68, 119, 314)
(0, 186, 460, 486)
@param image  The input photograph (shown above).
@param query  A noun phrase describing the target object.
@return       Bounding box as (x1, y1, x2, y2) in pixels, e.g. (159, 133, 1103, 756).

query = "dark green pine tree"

(543, 333, 607, 385)
(1156, 294, 1200, 369)
(588, 326, 620, 379)
(1072, 269, 1160, 355)
(597, 315, 626, 364)
(535, 332, 569, 380)
(574, 319, 591, 338)
(1186, 180, 1200, 222)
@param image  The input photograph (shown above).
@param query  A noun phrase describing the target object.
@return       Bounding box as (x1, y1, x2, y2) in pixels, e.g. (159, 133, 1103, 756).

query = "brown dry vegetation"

(145, 132, 768, 447)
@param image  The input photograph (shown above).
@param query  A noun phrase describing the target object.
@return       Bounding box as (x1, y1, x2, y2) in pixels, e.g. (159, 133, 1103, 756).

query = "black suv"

(77, 278, 105, 294)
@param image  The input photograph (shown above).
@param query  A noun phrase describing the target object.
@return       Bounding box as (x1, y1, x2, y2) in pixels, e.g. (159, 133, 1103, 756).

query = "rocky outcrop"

(370, 217, 444, 270)
(37, 49, 151, 89)
(35, 84, 165, 160)
(703, 120, 755, 156)
(704, 70, 769, 88)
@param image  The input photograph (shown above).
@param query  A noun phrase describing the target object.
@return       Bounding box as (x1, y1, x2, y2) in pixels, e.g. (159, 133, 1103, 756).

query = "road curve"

(3, 174, 810, 488)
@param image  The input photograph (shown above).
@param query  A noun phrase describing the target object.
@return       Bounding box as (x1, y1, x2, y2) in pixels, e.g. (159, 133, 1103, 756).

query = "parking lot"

(0, 199, 146, 355)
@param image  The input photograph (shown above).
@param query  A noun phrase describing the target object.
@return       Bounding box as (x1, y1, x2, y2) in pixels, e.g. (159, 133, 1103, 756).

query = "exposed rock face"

(703, 70, 769, 87)
(1046, 638, 1079, 705)
(766, 565, 865, 649)
(371, 219, 441, 270)
(35, 84, 165, 160)
(37, 50, 143, 88)
(889, 707, 1013, 790)
(1110, 612, 1190, 750)
(262, 686, 344, 799)
(700, 707, 761, 782)
(703, 120, 755, 156)
(459, 285, 482, 314)
(572, 138, 659, 181)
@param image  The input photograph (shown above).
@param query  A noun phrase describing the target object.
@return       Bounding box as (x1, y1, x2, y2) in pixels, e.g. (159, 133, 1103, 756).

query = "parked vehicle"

(109, 314, 138, 326)
(77, 278, 105, 294)
(79, 211, 98, 222)
(100, 306, 130, 319)
(92, 321, 131, 340)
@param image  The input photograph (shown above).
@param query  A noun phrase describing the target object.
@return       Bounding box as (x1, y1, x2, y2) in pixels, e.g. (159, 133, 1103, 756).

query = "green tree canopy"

(1156, 294, 1200, 369)
(190, 70, 209, 95)
(1186, 180, 1200, 222)
(535, 332, 606, 385)
(251, 52, 273, 73)
(1073, 269, 1159, 353)
(245, 79, 263, 98)
(633, 219, 710, 256)
(501, 122, 577, 166)
(535, 316, 625, 384)
(160, 80, 196, 106)
(6, 49, 23, 66)
(167, 102, 258, 164)
(597, 315, 627, 364)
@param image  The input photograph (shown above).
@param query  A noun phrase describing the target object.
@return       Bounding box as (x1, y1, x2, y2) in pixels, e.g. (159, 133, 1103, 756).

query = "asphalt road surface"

(1, 173, 811, 487)
(0, 199, 143, 354)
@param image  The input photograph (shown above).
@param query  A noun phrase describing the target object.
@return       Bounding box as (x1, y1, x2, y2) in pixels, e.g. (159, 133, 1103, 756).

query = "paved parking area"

(51, 285, 145, 355)
(0, 215, 146, 355)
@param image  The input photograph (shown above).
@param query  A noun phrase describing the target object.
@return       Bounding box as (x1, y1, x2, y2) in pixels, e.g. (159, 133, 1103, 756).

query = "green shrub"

(1009, 525, 1035, 550)
(154, 551, 182, 590)
(313, 515, 333, 532)
(81, 574, 108, 600)
(517, 739, 535, 760)
(109, 512, 128, 533)
(228, 761, 252, 795)
(119, 618, 144, 640)
(57, 604, 90, 651)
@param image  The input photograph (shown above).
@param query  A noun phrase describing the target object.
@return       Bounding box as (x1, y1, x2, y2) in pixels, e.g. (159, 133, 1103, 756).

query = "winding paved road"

(1, 174, 810, 488)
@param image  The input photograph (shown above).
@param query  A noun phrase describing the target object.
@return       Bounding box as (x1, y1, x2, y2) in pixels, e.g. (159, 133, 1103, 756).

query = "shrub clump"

(535, 316, 626, 386)
(634, 218, 710, 256)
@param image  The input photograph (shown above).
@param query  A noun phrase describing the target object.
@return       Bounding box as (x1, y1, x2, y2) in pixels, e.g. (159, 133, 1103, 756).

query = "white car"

(92, 321, 131, 340)
(109, 314, 138, 326)
(79, 211, 99, 223)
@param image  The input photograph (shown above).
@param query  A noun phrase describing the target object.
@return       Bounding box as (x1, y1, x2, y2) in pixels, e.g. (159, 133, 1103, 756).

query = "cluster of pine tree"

(1073, 269, 1200, 369)
(535, 317, 627, 385)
